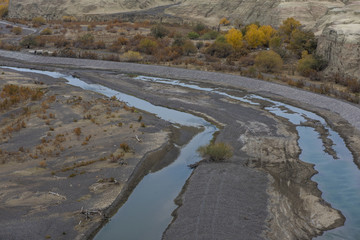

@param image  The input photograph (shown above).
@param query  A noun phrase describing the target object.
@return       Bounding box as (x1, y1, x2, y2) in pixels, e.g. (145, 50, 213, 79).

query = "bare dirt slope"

(8, 0, 176, 19)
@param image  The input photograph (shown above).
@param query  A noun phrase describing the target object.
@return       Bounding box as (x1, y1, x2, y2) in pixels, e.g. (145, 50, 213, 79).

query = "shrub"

(32, 16, 46, 26)
(40, 28, 52, 35)
(11, 27, 22, 35)
(73, 127, 81, 136)
(74, 33, 94, 49)
(150, 24, 169, 39)
(120, 143, 130, 152)
(206, 42, 233, 58)
(20, 36, 38, 48)
(62, 16, 77, 22)
(197, 142, 233, 162)
(137, 38, 158, 55)
(193, 22, 207, 34)
(200, 30, 219, 40)
(172, 34, 186, 47)
(255, 50, 283, 73)
(109, 37, 128, 52)
(122, 51, 142, 62)
(187, 31, 200, 40)
(182, 40, 197, 56)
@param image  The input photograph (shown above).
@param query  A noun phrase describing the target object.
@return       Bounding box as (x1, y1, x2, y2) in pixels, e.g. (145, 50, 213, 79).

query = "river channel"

(3, 66, 360, 239)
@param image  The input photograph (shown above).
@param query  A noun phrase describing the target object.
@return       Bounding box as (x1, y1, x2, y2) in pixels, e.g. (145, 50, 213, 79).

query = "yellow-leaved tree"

(279, 17, 301, 42)
(0, 0, 9, 18)
(219, 18, 230, 26)
(259, 25, 277, 46)
(245, 24, 266, 48)
(225, 28, 243, 49)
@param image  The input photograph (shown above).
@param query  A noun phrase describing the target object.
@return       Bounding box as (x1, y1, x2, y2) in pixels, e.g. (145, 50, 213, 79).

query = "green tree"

(255, 50, 283, 72)
(289, 29, 317, 57)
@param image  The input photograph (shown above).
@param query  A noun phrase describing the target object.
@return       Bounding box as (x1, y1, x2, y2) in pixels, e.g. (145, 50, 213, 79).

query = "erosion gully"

(3, 67, 360, 239)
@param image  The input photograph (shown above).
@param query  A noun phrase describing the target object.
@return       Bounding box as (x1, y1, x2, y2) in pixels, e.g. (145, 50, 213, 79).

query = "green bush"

(193, 22, 207, 34)
(200, 31, 219, 40)
(187, 31, 200, 40)
(289, 29, 317, 57)
(296, 52, 328, 77)
(197, 142, 233, 162)
(255, 50, 283, 73)
(205, 42, 233, 58)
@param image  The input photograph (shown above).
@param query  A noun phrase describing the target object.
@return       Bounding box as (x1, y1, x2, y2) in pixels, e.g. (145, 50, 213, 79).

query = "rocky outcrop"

(316, 2, 360, 79)
(8, 0, 176, 19)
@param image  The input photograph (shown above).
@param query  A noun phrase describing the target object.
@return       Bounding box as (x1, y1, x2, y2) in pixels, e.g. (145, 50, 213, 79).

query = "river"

(3, 66, 360, 239)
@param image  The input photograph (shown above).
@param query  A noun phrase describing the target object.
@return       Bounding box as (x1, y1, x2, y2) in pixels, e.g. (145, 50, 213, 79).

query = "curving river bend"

(3, 66, 360, 239)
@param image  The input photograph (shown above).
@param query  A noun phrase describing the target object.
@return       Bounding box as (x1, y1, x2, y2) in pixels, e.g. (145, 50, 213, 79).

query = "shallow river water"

(3, 67, 360, 239)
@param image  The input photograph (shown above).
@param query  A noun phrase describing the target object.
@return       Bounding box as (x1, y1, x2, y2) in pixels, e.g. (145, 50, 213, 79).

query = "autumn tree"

(289, 29, 317, 57)
(255, 50, 283, 72)
(219, 18, 230, 26)
(225, 28, 243, 49)
(297, 51, 328, 77)
(245, 24, 266, 48)
(0, 0, 8, 18)
(279, 17, 301, 42)
(259, 25, 277, 46)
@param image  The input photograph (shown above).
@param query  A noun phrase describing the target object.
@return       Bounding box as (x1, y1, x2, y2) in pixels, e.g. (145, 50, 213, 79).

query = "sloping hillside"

(8, 0, 176, 19)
